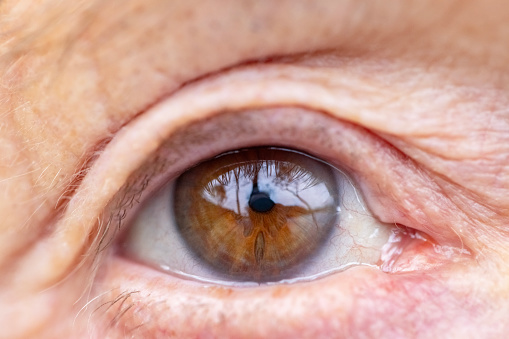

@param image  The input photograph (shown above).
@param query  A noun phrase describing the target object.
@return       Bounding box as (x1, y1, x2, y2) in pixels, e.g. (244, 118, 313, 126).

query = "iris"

(174, 147, 340, 282)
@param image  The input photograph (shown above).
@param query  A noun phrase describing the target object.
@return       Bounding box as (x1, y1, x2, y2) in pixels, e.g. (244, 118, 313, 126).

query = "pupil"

(248, 183, 275, 213)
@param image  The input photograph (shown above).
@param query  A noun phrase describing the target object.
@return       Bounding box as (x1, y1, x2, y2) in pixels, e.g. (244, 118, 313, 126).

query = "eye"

(97, 104, 469, 292)
(122, 146, 393, 284)
(175, 147, 340, 282)
(78, 102, 473, 335)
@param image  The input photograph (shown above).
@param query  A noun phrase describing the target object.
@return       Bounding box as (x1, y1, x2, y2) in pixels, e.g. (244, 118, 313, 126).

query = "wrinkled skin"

(1, 0, 509, 338)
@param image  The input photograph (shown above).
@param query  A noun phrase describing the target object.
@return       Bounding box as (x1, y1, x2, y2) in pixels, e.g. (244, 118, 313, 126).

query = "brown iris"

(174, 147, 340, 282)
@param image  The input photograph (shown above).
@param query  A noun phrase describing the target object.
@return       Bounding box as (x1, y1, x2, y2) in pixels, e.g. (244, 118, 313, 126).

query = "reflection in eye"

(122, 143, 394, 285)
(174, 147, 339, 282)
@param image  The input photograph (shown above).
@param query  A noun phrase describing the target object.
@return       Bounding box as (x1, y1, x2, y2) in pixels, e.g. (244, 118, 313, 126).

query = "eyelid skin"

(23, 61, 501, 292)
(14, 60, 506, 338)
(92, 257, 482, 338)
(2, 0, 509, 337)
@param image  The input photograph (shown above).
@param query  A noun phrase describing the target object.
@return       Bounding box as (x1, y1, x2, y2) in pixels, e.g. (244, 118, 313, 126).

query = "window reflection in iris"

(174, 147, 339, 282)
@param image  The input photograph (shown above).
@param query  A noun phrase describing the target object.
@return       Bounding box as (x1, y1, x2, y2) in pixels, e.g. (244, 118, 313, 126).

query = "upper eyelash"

(208, 159, 321, 189)
(89, 110, 342, 259)
(91, 152, 173, 257)
(95, 176, 151, 254)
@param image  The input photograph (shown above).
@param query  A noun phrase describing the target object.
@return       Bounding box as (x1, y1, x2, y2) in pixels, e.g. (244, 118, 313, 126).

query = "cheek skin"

(88, 257, 492, 338)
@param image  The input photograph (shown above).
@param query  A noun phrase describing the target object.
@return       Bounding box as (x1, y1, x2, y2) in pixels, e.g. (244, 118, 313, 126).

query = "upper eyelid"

(25, 62, 464, 289)
(106, 109, 360, 242)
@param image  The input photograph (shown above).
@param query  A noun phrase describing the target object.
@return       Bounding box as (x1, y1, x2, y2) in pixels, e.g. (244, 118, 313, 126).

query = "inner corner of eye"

(120, 146, 432, 285)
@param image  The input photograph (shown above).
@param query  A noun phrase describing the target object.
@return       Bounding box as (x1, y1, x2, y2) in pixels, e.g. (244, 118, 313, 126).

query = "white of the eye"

(123, 167, 392, 285)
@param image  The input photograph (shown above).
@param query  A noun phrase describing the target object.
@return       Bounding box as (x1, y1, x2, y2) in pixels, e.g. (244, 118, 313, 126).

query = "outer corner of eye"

(116, 143, 445, 287)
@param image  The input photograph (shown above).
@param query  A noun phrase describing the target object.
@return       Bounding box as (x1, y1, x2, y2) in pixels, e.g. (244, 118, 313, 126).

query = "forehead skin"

(0, 0, 509, 337)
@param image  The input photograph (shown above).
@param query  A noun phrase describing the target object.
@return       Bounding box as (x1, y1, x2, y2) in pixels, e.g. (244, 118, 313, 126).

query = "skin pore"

(1, 0, 509, 338)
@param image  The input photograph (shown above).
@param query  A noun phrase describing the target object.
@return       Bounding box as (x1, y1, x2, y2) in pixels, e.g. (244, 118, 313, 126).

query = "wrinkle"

(1, 0, 507, 251)
(384, 134, 509, 212)
(0, 1, 508, 336)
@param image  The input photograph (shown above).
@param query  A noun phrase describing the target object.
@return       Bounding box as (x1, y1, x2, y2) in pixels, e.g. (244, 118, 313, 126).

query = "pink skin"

(0, 0, 508, 338)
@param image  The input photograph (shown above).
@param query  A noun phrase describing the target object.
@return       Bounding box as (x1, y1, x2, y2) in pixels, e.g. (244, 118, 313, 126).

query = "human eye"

(121, 105, 467, 286)
(75, 83, 473, 336)
(9, 1, 509, 338)
(122, 132, 394, 286)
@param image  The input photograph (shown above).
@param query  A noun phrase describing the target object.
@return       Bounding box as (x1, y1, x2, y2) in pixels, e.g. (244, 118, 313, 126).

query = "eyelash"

(95, 108, 365, 258)
(92, 105, 471, 284)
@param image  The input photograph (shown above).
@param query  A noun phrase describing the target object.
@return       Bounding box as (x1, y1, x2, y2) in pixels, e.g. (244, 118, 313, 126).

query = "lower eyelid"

(91, 256, 473, 338)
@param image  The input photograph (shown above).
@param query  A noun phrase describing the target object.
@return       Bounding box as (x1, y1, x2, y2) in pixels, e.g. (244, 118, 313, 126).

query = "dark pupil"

(248, 182, 275, 213)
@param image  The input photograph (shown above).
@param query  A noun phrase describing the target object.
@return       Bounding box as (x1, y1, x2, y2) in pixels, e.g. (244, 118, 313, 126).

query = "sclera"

(123, 146, 393, 285)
